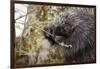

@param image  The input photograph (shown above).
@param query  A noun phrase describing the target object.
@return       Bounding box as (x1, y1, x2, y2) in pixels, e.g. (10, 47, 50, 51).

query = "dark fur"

(43, 9, 95, 63)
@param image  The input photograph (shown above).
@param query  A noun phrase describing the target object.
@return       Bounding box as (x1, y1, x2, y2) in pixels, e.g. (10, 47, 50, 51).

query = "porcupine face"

(43, 9, 95, 63)
(43, 10, 77, 45)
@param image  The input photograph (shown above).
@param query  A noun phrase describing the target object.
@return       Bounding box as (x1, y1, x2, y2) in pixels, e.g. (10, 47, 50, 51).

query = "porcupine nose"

(43, 26, 56, 44)
(43, 27, 51, 38)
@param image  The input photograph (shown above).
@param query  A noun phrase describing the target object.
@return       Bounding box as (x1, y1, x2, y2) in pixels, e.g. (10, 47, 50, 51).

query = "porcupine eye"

(55, 24, 73, 37)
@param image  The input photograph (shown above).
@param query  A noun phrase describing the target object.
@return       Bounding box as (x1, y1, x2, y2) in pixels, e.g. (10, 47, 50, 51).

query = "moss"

(15, 5, 68, 65)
